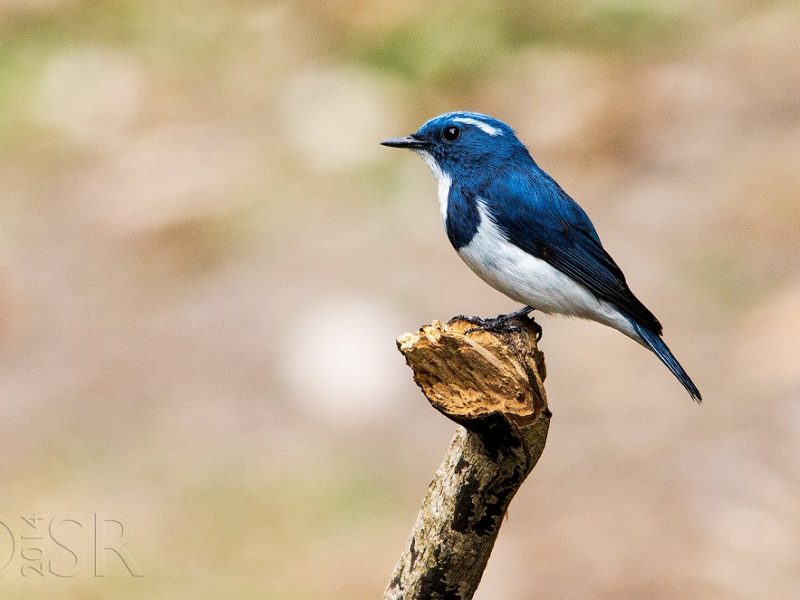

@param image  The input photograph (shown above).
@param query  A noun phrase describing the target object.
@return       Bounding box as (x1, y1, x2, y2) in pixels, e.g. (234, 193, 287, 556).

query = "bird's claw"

(451, 311, 542, 340)
(530, 320, 543, 341)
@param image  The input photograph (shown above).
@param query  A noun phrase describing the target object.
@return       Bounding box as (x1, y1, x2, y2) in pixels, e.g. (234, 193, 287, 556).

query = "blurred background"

(1, 1, 798, 598)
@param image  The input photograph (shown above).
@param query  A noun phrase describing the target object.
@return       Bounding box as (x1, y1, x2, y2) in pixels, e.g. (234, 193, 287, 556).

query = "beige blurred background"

(1, 1, 799, 598)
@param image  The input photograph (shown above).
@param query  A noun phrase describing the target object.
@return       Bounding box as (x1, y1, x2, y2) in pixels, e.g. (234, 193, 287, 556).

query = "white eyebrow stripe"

(452, 117, 502, 136)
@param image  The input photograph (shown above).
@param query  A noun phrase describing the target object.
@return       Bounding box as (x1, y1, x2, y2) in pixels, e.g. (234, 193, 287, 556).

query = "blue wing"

(482, 168, 663, 335)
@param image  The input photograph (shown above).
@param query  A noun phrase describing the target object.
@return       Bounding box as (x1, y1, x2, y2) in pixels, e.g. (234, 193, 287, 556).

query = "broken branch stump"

(384, 317, 550, 600)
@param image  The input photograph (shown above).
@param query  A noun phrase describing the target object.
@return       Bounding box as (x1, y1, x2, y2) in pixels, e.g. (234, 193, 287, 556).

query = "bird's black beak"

(380, 134, 430, 149)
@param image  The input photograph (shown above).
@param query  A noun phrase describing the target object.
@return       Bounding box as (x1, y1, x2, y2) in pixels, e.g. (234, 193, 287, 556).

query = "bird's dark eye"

(442, 126, 460, 142)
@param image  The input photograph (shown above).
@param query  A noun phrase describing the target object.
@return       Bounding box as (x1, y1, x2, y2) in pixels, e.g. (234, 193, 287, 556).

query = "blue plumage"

(484, 166, 663, 335)
(633, 323, 701, 401)
(382, 111, 701, 402)
(444, 185, 481, 249)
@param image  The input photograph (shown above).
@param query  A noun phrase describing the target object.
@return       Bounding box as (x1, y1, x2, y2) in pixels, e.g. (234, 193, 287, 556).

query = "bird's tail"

(632, 322, 702, 403)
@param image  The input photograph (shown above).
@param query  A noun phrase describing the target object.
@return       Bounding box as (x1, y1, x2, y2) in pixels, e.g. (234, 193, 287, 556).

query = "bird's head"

(380, 112, 531, 182)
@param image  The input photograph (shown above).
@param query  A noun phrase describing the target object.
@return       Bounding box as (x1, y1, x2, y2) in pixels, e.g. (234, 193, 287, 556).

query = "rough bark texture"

(385, 317, 550, 600)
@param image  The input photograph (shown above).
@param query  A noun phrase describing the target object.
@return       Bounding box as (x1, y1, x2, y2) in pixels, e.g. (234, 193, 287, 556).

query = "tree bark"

(384, 317, 550, 600)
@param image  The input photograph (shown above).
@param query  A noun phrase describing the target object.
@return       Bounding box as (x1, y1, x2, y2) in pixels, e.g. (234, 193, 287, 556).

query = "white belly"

(457, 202, 637, 339)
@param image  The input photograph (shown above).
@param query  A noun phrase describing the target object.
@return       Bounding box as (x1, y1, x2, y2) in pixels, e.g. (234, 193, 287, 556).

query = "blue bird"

(381, 111, 701, 402)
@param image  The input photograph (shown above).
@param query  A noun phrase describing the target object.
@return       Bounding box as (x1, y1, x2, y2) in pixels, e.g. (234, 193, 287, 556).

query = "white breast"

(458, 201, 637, 339)
(417, 150, 452, 224)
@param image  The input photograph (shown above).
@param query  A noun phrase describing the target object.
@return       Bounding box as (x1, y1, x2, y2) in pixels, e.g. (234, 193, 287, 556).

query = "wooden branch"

(385, 317, 550, 600)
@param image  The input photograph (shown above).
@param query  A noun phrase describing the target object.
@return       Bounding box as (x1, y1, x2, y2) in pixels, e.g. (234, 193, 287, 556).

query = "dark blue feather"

(634, 322, 702, 402)
(445, 184, 481, 249)
(481, 166, 663, 335)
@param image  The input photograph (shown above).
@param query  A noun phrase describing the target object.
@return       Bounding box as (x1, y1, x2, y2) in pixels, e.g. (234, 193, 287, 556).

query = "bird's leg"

(453, 306, 541, 339)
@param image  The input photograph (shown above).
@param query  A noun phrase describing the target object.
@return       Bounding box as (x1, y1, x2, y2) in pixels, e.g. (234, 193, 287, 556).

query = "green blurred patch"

(183, 451, 399, 553)
(352, 9, 504, 88)
(0, 2, 142, 149)
(0, 0, 243, 150)
(333, 0, 687, 87)
(686, 247, 778, 323)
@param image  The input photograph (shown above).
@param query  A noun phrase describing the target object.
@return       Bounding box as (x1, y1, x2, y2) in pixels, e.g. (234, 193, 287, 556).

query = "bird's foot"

(453, 307, 541, 340)
(457, 314, 523, 335)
